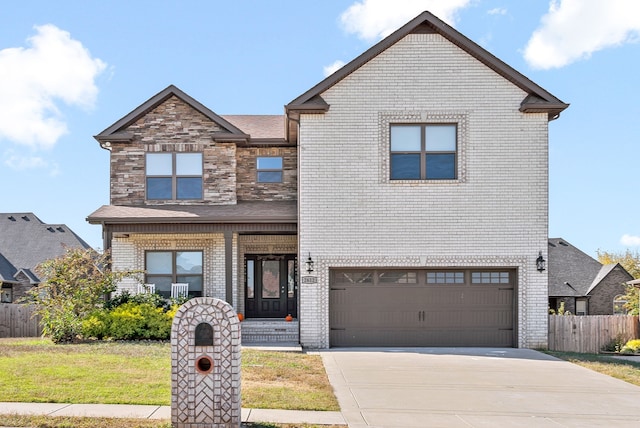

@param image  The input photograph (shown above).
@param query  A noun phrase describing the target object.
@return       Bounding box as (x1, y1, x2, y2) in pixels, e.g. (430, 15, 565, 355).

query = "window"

(427, 271, 464, 284)
(146, 153, 202, 200)
(390, 124, 456, 180)
(257, 156, 283, 183)
(471, 271, 510, 284)
(613, 295, 628, 315)
(379, 271, 418, 284)
(145, 251, 203, 298)
(576, 299, 587, 316)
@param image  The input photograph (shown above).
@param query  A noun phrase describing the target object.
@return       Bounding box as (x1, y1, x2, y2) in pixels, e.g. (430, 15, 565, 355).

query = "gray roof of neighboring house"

(548, 237, 631, 297)
(0, 213, 92, 284)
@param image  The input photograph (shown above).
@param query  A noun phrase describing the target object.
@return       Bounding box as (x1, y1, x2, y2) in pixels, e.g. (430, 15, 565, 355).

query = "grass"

(546, 350, 640, 387)
(0, 415, 346, 428)
(0, 338, 339, 411)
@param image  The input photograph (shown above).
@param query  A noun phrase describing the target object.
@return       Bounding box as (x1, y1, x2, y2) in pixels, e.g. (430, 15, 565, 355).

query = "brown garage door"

(329, 268, 516, 347)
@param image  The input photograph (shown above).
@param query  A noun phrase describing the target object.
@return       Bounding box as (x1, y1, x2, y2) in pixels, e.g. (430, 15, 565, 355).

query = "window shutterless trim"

(145, 152, 203, 200)
(389, 123, 457, 180)
(256, 156, 284, 183)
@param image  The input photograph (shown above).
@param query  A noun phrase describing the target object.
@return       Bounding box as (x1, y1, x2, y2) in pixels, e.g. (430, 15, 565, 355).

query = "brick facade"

(588, 266, 631, 315)
(298, 33, 550, 348)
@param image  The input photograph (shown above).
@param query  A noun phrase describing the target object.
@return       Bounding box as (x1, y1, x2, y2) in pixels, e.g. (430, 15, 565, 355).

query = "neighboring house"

(0, 213, 92, 303)
(548, 238, 633, 315)
(88, 11, 568, 348)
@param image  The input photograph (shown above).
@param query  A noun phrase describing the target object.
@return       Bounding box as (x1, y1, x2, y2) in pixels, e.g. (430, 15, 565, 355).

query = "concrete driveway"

(320, 348, 640, 427)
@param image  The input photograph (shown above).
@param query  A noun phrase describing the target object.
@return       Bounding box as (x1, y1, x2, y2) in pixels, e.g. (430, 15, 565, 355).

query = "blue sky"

(1, 0, 639, 258)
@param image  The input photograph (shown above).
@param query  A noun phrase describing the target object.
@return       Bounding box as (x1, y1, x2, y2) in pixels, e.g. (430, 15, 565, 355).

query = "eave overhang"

(93, 85, 251, 149)
(286, 11, 568, 121)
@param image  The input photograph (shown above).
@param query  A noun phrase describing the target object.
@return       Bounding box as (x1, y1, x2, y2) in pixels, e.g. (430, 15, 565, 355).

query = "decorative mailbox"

(171, 297, 241, 428)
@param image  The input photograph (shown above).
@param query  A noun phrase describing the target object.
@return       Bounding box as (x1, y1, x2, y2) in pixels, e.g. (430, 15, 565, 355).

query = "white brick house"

(88, 12, 567, 349)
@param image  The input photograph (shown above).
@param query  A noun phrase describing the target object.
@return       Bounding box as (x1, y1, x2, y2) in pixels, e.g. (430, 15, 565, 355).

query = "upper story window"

(256, 156, 283, 183)
(146, 153, 203, 200)
(390, 124, 457, 180)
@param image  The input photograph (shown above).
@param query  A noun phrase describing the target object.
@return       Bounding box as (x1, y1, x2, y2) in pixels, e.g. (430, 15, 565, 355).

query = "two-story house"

(88, 11, 568, 349)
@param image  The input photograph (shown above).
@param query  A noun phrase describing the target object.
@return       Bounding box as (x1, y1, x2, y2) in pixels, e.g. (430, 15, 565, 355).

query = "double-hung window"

(256, 156, 283, 183)
(146, 153, 203, 200)
(390, 124, 457, 180)
(145, 250, 203, 298)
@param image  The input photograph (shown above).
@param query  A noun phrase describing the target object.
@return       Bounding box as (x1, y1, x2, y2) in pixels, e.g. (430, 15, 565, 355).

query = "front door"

(245, 255, 297, 318)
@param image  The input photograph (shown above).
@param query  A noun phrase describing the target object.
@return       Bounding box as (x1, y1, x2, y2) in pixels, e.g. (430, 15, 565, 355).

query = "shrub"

(81, 302, 177, 341)
(620, 339, 640, 354)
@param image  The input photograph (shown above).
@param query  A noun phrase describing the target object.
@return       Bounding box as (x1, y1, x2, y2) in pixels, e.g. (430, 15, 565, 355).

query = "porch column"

(224, 231, 233, 304)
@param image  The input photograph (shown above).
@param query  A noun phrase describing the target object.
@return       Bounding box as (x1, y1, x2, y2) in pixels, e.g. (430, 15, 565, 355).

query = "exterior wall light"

(536, 251, 546, 272)
(305, 253, 314, 274)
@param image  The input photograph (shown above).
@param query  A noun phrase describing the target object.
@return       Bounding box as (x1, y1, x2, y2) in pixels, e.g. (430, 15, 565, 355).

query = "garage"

(329, 268, 516, 347)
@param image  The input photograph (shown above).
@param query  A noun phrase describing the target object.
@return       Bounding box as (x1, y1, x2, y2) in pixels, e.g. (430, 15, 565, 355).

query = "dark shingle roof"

(86, 201, 297, 224)
(0, 213, 92, 284)
(548, 238, 609, 297)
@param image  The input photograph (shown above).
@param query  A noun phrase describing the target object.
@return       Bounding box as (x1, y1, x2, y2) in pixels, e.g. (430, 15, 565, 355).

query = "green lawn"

(545, 350, 640, 387)
(0, 338, 339, 411)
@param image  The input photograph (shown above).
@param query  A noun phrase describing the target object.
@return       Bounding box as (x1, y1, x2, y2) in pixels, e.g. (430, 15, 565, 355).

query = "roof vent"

(21, 215, 30, 221)
(56, 227, 65, 232)
(548, 242, 556, 247)
(8, 216, 15, 221)
(47, 227, 55, 232)
(559, 241, 568, 246)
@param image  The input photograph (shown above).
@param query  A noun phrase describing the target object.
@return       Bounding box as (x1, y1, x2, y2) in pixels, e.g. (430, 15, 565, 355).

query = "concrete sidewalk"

(0, 402, 346, 425)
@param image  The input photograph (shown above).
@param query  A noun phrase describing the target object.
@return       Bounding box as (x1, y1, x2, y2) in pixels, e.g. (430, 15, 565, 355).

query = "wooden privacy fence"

(548, 315, 640, 353)
(0, 304, 42, 338)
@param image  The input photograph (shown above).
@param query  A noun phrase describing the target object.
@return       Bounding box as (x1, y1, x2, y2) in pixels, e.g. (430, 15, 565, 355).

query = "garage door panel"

(330, 268, 516, 347)
(331, 327, 514, 347)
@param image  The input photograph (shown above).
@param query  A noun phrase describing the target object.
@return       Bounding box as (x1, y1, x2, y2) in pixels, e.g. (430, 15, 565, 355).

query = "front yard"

(0, 338, 339, 411)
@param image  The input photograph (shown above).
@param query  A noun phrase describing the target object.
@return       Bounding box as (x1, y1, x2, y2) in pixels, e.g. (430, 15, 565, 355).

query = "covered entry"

(329, 268, 516, 347)
(244, 255, 298, 318)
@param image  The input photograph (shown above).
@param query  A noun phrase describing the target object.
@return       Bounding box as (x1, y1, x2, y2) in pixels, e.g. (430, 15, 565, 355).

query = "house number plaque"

(301, 276, 317, 284)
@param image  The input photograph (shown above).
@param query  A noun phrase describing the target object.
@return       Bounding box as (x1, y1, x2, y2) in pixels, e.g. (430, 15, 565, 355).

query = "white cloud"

(0, 24, 106, 149)
(488, 8, 507, 16)
(340, 0, 471, 42)
(524, 0, 640, 69)
(621, 234, 640, 247)
(4, 150, 60, 176)
(323, 60, 346, 77)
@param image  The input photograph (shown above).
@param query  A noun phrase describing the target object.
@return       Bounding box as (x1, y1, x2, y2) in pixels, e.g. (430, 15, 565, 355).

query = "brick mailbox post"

(171, 297, 241, 427)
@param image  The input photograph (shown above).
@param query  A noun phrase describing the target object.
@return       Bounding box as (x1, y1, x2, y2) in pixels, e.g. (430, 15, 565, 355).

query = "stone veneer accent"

(298, 33, 550, 349)
(109, 96, 237, 206)
(236, 147, 297, 201)
(171, 297, 241, 427)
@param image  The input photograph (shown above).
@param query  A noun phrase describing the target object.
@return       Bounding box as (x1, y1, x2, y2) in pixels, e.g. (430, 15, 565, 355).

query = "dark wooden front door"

(245, 255, 297, 318)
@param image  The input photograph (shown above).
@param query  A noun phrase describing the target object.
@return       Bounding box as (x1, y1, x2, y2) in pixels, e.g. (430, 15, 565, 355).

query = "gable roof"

(94, 85, 251, 148)
(548, 238, 633, 297)
(0, 213, 92, 284)
(286, 11, 568, 120)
